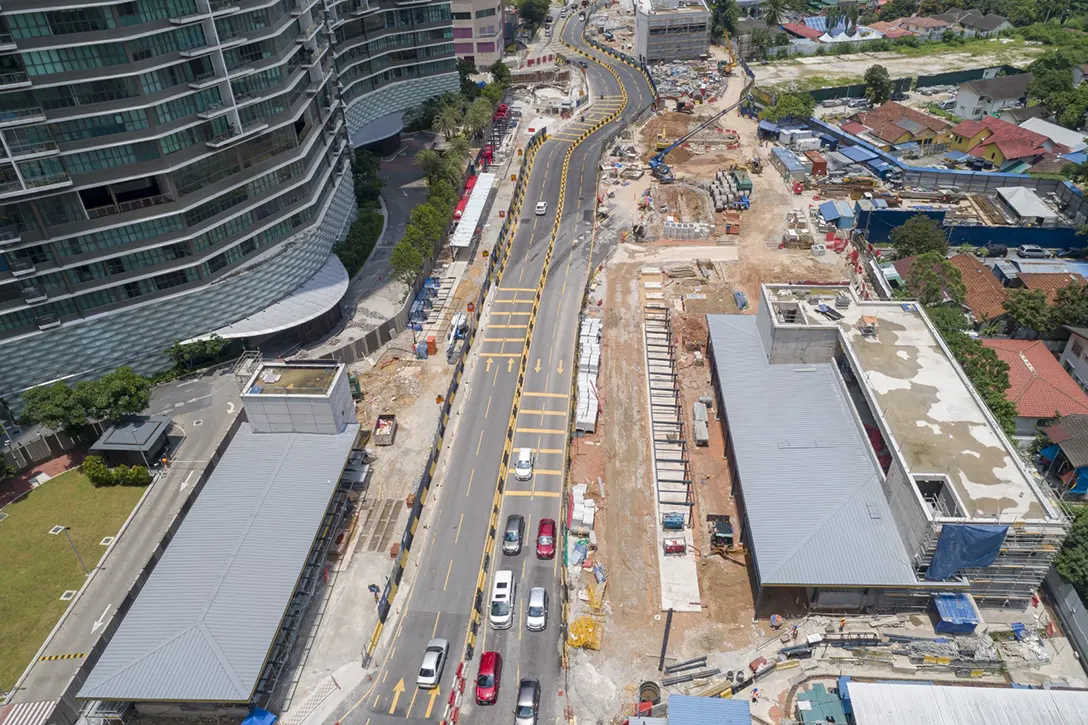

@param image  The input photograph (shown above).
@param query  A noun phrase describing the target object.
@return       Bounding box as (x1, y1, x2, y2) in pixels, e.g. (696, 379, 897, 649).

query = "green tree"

(711, 0, 740, 38)
(489, 59, 512, 87)
(906, 251, 966, 307)
(761, 0, 786, 26)
(1051, 281, 1088, 328)
(464, 97, 494, 139)
(410, 203, 450, 251)
(878, 0, 916, 20)
(864, 64, 893, 106)
(21, 382, 87, 432)
(0, 457, 16, 483)
(759, 92, 815, 121)
(390, 239, 424, 284)
(83, 455, 113, 486)
(457, 57, 480, 98)
(926, 305, 969, 337)
(1057, 506, 1088, 599)
(167, 335, 229, 370)
(748, 27, 772, 60)
(1003, 288, 1051, 334)
(432, 104, 463, 140)
(888, 214, 948, 259)
(77, 367, 152, 422)
(352, 149, 383, 206)
(518, 0, 549, 26)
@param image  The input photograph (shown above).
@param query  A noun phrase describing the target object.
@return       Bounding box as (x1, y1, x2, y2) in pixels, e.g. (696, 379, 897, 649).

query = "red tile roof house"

(897, 15, 952, 40)
(982, 338, 1088, 436)
(949, 117, 1068, 169)
(867, 21, 918, 39)
(893, 253, 1007, 326)
(848, 101, 951, 149)
(1018, 272, 1087, 303)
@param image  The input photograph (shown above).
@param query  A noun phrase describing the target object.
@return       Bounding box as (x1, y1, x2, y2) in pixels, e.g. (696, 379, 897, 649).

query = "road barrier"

(364, 127, 548, 664)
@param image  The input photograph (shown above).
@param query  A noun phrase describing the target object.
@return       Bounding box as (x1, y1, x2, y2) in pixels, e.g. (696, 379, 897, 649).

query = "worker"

(839, 617, 846, 632)
(161, 456, 170, 469)
(791, 624, 799, 641)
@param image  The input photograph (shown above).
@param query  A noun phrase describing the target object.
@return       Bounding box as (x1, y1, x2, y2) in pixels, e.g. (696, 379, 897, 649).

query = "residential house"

(1018, 272, 1086, 301)
(1061, 326, 1088, 393)
(999, 106, 1051, 124)
(846, 102, 951, 151)
(953, 73, 1034, 120)
(896, 16, 951, 41)
(867, 20, 917, 38)
(949, 116, 1062, 170)
(933, 8, 1012, 36)
(893, 252, 1007, 326)
(1019, 117, 1088, 152)
(1076, 63, 1088, 87)
(982, 338, 1088, 436)
(1039, 415, 1088, 495)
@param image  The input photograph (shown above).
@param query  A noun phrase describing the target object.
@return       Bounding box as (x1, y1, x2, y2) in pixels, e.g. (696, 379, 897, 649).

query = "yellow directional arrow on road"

(388, 678, 405, 715)
(486, 357, 493, 372)
(534, 359, 542, 373)
(557, 360, 564, 374)
(507, 358, 515, 372)
(425, 687, 441, 718)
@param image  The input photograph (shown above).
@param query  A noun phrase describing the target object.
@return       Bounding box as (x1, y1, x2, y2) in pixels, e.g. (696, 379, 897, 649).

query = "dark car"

(475, 651, 502, 705)
(536, 518, 556, 559)
(503, 514, 525, 556)
(515, 679, 540, 725)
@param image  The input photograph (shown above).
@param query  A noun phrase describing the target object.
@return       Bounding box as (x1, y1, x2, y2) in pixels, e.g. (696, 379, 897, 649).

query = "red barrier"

(451, 707, 461, 724)
(456, 663, 464, 679)
(449, 691, 458, 706)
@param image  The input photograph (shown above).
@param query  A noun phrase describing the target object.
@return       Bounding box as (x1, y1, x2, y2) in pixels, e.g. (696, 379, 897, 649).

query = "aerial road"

(330, 13, 654, 725)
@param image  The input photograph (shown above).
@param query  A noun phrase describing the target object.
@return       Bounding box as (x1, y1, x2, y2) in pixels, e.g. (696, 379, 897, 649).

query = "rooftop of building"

(637, 0, 709, 15)
(763, 284, 1056, 522)
(1018, 271, 1086, 302)
(958, 73, 1033, 102)
(846, 681, 1088, 725)
(982, 338, 1088, 419)
(90, 416, 171, 453)
(243, 362, 341, 397)
(78, 421, 361, 703)
(851, 102, 950, 144)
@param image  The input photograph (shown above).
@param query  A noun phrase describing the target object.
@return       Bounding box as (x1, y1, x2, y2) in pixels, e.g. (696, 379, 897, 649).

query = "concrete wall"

(635, 4, 711, 62)
(767, 324, 838, 364)
(244, 369, 353, 435)
(0, 170, 357, 405)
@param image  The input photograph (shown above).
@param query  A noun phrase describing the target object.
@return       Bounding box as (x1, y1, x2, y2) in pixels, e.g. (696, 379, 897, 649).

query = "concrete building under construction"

(707, 283, 1068, 612)
(634, 0, 711, 63)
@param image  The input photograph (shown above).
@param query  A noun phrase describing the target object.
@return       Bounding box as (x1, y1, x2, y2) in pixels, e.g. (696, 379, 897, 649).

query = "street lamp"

(49, 525, 89, 576)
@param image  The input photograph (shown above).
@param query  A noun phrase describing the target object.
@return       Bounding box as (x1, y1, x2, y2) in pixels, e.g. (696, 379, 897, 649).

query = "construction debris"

(576, 317, 602, 434)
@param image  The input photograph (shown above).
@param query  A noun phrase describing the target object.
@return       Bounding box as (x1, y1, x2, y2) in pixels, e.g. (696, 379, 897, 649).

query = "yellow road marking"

(516, 427, 567, 434)
(534, 448, 564, 454)
(489, 324, 527, 329)
(493, 300, 534, 304)
(483, 352, 523, 357)
(506, 489, 532, 496)
(483, 337, 527, 343)
(498, 287, 538, 292)
(425, 688, 441, 719)
(533, 491, 562, 498)
(405, 687, 419, 718)
(519, 409, 566, 417)
(433, 611, 441, 637)
(522, 391, 567, 399)
(485, 395, 492, 418)
(444, 559, 453, 591)
(388, 679, 406, 714)
(455, 512, 464, 542)
(466, 469, 474, 497)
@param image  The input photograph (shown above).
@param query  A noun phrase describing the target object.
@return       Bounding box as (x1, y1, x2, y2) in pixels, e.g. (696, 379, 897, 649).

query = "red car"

(475, 651, 501, 705)
(536, 518, 556, 559)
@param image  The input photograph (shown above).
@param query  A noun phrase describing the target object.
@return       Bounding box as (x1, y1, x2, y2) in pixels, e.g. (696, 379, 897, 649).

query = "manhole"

(100, 536, 114, 546)
(193, 419, 203, 426)
(60, 590, 76, 601)
(48, 525, 65, 535)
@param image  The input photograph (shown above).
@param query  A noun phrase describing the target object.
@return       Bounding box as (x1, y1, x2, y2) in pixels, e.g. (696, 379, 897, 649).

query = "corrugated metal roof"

(668, 695, 751, 725)
(706, 315, 917, 587)
(848, 681, 1088, 725)
(78, 422, 360, 703)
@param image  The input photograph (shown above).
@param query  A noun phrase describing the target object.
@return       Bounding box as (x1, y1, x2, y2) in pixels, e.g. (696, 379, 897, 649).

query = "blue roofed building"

(669, 695, 751, 725)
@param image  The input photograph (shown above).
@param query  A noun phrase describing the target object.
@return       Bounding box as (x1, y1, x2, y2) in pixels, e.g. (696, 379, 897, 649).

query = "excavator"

(719, 29, 736, 75)
(649, 91, 753, 182)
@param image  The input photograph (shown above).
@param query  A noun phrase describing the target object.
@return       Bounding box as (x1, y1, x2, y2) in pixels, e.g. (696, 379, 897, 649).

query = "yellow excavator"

(718, 29, 736, 75)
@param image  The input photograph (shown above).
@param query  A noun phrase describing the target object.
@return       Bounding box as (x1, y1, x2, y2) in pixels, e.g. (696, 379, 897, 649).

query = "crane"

(649, 92, 753, 182)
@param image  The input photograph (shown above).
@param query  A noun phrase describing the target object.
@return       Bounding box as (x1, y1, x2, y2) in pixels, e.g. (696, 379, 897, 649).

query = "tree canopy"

(889, 213, 949, 259)
(518, 0, 549, 26)
(864, 64, 893, 106)
(759, 92, 815, 122)
(21, 367, 152, 432)
(906, 252, 966, 307)
(1057, 505, 1088, 601)
(1003, 288, 1051, 335)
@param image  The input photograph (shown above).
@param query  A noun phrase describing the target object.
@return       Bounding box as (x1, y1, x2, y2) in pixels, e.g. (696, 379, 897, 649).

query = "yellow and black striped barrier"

(39, 652, 85, 662)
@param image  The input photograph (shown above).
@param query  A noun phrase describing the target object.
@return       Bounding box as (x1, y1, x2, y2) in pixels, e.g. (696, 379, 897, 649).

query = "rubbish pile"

(649, 60, 730, 101)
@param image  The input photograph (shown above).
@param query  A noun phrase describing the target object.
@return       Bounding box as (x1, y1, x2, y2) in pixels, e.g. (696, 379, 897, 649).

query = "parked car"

(515, 679, 540, 725)
(526, 587, 548, 632)
(847, 98, 869, 108)
(820, 99, 841, 108)
(536, 518, 556, 559)
(475, 651, 502, 704)
(1017, 244, 1050, 259)
(979, 243, 1007, 257)
(416, 638, 449, 689)
(503, 514, 525, 556)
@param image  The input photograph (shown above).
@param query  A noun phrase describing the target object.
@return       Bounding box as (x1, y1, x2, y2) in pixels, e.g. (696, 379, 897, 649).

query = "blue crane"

(649, 93, 754, 183)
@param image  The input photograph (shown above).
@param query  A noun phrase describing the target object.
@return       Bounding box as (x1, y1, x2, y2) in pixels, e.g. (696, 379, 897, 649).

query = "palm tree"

(446, 136, 471, 165)
(464, 98, 493, 139)
(432, 104, 462, 140)
(749, 26, 772, 60)
(762, 0, 786, 27)
(414, 148, 445, 184)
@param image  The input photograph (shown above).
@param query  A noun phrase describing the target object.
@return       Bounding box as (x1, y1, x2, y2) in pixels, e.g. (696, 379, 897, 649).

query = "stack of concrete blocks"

(571, 483, 597, 537)
(709, 170, 737, 212)
(662, 221, 712, 240)
(575, 317, 602, 433)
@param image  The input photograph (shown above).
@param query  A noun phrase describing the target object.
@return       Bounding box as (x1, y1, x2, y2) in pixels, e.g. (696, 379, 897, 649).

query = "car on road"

(536, 518, 556, 559)
(535, 201, 548, 215)
(476, 651, 502, 704)
(1017, 244, 1050, 259)
(515, 679, 540, 725)
(489, 569, 516, 629)
(578, 11, 585, 20)
(847, 98, 869, 108)
(514, 447, 534, 481)
(526, 587, 548, 631)
(416, 638, 449, 689)
(503, 513, 525, 555)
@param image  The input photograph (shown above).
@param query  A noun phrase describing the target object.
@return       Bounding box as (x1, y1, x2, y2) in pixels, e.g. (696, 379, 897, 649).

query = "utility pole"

(54, 526, 89, 576)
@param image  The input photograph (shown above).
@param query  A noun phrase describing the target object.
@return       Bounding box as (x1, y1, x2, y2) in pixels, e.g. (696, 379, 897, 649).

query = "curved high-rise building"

(0, 0, 358, 401)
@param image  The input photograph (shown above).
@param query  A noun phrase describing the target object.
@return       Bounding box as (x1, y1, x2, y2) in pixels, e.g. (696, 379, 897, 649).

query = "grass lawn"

(0, 469, 146, 692)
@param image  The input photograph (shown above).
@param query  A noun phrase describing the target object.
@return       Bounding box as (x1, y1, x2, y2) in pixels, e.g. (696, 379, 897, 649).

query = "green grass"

(925, 103, 963, 124)
(774, 74, 863, 92)
(0, 469, 146, 691)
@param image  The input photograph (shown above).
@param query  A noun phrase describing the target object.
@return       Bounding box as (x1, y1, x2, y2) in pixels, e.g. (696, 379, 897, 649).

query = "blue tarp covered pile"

(926, 524, 1008, 580)
(932, 593, 979, 634)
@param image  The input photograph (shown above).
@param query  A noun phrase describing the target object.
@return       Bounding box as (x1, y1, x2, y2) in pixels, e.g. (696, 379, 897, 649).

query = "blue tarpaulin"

(837, 676, 853, 715)
(926, 524, 1008, 580)
(943, 151, 971, 163)
(932, 593, 979, 634)
(819, 200, 855, 228)
(241, 709, 278, 725)
(1069, 469, 1088, 495)
(758, 120, 779, 135)
(839, 146, 878, 163)
(1040, 443, 1061, 461)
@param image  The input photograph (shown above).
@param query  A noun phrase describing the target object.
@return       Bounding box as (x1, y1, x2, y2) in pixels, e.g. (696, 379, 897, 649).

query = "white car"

(416, 638, 448, 689)
(526, 587, 548, 632)
(535, 201, 548, 216)
(513, 447, 534, 481)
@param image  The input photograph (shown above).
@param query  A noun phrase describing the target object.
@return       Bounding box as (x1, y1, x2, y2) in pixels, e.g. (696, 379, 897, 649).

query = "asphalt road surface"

(334, 18, 654, 725)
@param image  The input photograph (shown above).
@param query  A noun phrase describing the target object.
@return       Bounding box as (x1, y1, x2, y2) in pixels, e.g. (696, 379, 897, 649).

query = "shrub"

(333, 211, 384, 278)
(82, 455, 151, 487)
(82, 455, 114, 486)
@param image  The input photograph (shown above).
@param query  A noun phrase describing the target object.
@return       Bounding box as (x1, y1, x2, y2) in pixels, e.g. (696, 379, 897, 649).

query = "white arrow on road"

(227, 401, 236, 415)
(181, 470, 195, 491)
(91, 605, 112, 634)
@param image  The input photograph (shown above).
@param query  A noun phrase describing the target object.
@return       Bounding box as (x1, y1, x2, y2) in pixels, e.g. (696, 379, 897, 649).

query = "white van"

(488, 570, 516, 629)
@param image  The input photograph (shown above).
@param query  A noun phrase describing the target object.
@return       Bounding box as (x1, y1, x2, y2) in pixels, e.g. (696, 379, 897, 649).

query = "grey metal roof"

(91, 416, 171, 452)
(706, 315, 918, 587)
(668, 695, 751, 725)
(78, 422, 359, 703)
(211, 254, 349, 340)
(848, 681, 1088, 725)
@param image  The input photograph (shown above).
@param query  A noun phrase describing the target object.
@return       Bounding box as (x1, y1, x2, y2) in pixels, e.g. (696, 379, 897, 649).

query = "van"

(489, 570, 516, 629)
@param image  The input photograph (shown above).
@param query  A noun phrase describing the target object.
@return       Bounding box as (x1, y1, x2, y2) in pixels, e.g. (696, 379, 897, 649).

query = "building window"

(475, 7, 496, 17)
(1074, 339, 1084, 358)
(452, 11, 472, 20)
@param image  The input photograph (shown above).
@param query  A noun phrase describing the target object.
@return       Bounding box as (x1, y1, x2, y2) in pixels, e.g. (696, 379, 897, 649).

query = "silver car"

(416, 638, 448, 689)
(515, 679, 540, 725)
(526, 587, 547, 632)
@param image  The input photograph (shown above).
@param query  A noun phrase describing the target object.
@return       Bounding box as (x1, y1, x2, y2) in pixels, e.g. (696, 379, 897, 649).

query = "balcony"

(219, 35, 249, 50)
(197, 101, 231, 119)
(189, 70, 221, 89)
(8, 139, 59, 159)
(206, 122, 267, 149)
(297, 21, 319, 43)
(0, 106, 46, 128)
(36, 313, 61, 330)
(0, 172, 73, 200)
(0, 227, 20, 246)
(0, 71, 31, 89)
(170, 11, 207, 24)
(180, 44, 215, 58)
(209, 0, 241, 14)
(9, 259, 34, 276)
(84, 193, 173, 220)
(22, 285, 47, 304)
(0, 33, 16, 53)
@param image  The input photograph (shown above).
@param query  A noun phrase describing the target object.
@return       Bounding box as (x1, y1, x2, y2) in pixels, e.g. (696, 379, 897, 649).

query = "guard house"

(89, 416, 172, 468)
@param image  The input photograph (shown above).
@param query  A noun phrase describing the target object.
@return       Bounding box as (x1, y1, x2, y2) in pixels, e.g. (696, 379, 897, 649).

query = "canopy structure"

(450, 172, 497, 248)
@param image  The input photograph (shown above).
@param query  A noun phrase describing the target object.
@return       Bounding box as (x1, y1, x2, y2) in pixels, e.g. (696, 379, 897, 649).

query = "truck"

(731, 167, 753, 193)
(373, 414, 398, 446)
(675, 99, 695, 113)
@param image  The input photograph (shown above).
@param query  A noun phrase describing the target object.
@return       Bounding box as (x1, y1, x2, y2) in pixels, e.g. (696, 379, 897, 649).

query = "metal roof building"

(706, 315, 918, 596)
(78, 421, 360, 707)
(847, 681, 1088, 725)
(668, 694, 751, 725)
